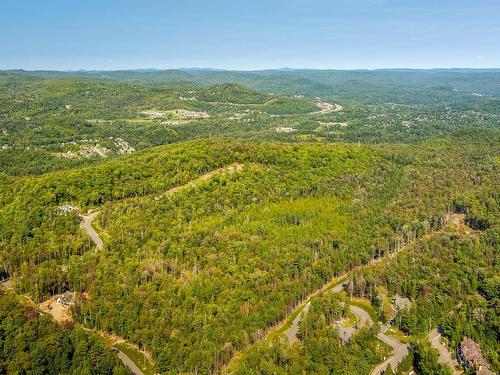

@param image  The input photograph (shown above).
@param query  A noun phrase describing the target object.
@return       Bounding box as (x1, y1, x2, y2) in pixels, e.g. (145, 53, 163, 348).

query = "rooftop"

(459, 337, 491, 369)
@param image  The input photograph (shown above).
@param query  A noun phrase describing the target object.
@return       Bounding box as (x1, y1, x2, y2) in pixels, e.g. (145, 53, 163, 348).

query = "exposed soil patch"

(313, 101, 343, 115)
(38, 296, 73, 323)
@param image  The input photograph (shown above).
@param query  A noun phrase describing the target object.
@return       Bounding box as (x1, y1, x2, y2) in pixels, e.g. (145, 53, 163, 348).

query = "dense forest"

(0, 69, 498, 374)
(0, 292, 129, 374)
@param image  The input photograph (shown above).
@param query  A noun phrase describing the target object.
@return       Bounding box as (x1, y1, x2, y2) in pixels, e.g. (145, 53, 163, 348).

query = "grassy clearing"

(343, 310, 358, 327)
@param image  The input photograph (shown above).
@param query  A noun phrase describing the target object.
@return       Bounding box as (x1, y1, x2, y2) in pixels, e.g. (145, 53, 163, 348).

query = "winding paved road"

(117, 350, 145, 375)
(329, 282, 345, 294)
(370, 325, 409, 375)
(428, 328, 462, 374)
(283, 279, 409, 375)
(284, 281, 373, 344)
(350, 305, 372, 328)
(285, 303, 311, 344)
(284, 281, 346, 344)
(79, 211, 103, 250)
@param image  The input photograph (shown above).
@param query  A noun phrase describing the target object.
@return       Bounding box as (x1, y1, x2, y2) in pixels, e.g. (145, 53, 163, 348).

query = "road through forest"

(283, 279, 408, 375)
(428, 328, 462, 374)
(78, 163, 244, 251)
(370, 325, 409, 375)
(226, 216, 467, 374)
(79, 211, 103, 250)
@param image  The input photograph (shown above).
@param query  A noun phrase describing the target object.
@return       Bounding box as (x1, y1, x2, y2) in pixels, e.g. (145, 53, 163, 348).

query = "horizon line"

(2, 66, 500, 73)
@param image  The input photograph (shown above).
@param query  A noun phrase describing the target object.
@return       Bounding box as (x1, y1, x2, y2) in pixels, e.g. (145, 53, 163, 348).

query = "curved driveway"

(79, 211, 103, 250)
(428, 328, 462, 374)
(370, 325, 409, 375)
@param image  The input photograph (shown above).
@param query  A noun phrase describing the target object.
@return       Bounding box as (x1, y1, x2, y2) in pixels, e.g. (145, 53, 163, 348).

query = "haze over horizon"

(1, 0, 499, 71)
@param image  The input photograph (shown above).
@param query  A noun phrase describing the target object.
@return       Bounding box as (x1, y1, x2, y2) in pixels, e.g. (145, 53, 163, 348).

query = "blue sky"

(1, 0, 499, 70)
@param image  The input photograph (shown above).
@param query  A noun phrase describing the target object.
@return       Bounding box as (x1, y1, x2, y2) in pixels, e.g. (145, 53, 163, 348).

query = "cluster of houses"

(275, 126, 296, 133)
(141, 109, 209, 119)
(174, 109, 209, 118)
(140, 110, 165, 119)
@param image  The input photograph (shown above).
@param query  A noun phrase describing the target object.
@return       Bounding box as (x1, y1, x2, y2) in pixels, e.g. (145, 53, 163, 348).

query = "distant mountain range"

(4, 67, 500, 74)
(3, 67, 500, 96)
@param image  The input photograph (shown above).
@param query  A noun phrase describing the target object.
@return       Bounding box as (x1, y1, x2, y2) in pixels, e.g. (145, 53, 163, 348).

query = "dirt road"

(77, 164, 244, 249)
(155, 163, 243, 200)
(79, 211, 103, 250)
(39, 297, 73, 323)
(428, 328, 462, 374)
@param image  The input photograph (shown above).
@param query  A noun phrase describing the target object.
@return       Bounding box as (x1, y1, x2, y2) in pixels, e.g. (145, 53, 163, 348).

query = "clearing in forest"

(38, 295, 74, 323)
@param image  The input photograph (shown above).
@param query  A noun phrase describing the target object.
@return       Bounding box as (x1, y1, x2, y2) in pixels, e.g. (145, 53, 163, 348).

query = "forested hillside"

(11, 69, 500, 96)
(234, 215, 499, 374)
(1, 129, 498, 374)
(0, 68, 498, 374)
